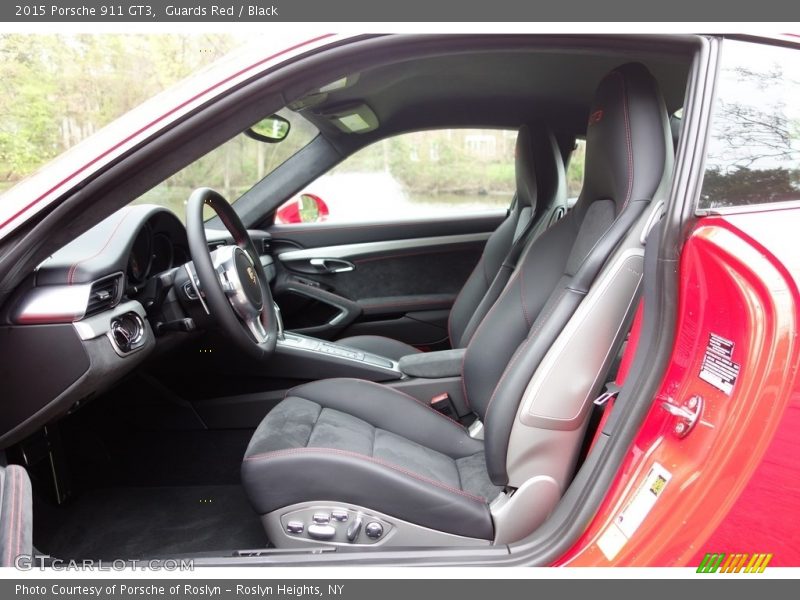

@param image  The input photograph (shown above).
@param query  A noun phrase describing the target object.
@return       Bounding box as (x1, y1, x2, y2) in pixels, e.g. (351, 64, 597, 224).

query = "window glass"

(274, 129, 516, 225)
(699, 40, 800, 210)
(134, 108, 318, 220)
(566, 139, 586, 200)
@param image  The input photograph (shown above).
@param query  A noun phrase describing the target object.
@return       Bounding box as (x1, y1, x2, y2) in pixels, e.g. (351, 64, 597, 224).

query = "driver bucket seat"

(242, 63, 673, 547)
(336, 122, 568, 360)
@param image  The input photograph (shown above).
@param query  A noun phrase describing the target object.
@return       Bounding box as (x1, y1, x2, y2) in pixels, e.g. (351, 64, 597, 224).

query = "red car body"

(561, 211, 800, 566)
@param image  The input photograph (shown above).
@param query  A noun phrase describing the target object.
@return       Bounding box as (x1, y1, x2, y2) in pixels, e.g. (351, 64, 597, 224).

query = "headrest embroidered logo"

(696, 552, 773, 573)
(588, 109, 604, 126)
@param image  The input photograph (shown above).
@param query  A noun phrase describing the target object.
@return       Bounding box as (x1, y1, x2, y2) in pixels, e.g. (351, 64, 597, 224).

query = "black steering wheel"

(186, 188, 278, 361)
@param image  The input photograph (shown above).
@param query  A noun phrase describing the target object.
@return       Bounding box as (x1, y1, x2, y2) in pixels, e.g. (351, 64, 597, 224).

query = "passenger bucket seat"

(336, 123, 567, 360)
(241, 63, 673, 547)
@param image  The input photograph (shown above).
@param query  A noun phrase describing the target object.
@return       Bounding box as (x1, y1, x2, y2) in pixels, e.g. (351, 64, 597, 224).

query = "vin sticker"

(699, 333, 740, 395)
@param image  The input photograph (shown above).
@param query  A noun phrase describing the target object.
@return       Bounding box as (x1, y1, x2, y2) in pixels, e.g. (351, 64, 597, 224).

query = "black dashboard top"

(35, 205, 188, 287)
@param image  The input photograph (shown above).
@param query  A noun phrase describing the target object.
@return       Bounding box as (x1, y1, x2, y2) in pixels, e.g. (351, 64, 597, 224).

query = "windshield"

(133, 108, 319, 220)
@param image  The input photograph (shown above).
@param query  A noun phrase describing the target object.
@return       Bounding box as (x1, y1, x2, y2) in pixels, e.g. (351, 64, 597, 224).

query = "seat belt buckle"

(430, 393, 457, 418)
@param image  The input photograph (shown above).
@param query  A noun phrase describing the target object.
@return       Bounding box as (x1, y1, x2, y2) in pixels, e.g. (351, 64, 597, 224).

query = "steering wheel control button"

(365, 522, 384, 539)
(312, 512, 331, 524)
(346, 517, 363, 542)
(307, 524, 337, 541)
(285, 521, 304, 535)
(331, 510, 349, 522)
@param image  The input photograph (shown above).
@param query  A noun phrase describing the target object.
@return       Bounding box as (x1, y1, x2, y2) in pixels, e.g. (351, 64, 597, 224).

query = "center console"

(269, 331, 403, 382)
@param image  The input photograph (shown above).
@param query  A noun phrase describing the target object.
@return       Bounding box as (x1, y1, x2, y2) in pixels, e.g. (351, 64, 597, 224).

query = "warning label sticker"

(699, 333, 740, 395)
(596, 462, 672, 561)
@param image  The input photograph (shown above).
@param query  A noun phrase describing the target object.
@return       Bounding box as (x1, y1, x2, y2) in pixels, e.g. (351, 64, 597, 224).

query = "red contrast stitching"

(243, 447, 487, 503)
(483, 289, 568, 429)
(340, 378, 466, 430)
(519, 264, 532, 328)
(618, 71, 634, 211)
(461, 269, 522, 410)
(216, 209, 245, 246)
(67, 210, 134, 284)
(448, 256, 484, 346)
(285, 378, 466, 431)
(460, 350, 470, 412)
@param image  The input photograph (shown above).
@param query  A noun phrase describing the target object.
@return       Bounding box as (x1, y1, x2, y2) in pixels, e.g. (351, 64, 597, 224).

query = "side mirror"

(275, 193, 329, 225)
(244, 114, 291, 143)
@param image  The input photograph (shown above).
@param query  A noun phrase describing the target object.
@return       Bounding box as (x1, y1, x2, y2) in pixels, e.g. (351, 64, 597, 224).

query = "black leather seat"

(336, 123, 567, 360)
(242, 63, 672, 544)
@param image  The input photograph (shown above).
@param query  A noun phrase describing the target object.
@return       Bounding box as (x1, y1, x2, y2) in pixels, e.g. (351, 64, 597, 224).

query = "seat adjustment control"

(307, 524, 337, 540)
(286, 521, 304, 534)
(365, 521, 384, 539)
(346, 517, 363, 542)
(281, 507, 390, 545)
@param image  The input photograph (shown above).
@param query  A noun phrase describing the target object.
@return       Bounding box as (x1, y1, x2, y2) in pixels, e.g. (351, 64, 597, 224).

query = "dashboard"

(0, 203, 274, 448)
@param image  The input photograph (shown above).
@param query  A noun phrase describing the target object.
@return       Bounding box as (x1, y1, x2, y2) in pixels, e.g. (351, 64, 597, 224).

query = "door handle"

(309, 258, 356, 273)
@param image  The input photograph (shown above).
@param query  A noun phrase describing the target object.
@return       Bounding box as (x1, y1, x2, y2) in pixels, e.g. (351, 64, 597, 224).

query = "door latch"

(660, 395, 703, 438)
(309, 258, 355, 273)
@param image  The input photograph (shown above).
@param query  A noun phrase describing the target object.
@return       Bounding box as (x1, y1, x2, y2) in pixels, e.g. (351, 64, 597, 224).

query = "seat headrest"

(579, 62, 670, 216)
(515, 123, 565, 214)
(514, 124, 539, 210)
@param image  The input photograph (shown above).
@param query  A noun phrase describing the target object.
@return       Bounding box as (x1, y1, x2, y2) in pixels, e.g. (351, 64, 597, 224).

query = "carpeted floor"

(34, 484, 268, 559)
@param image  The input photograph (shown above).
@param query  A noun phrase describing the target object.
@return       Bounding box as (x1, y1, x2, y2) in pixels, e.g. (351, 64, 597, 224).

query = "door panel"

(269, 213, 503, 346)
(270, 213, 503, 247)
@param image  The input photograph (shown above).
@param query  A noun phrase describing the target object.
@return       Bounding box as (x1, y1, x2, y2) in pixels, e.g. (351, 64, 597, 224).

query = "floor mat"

(35, 485, 267, 559)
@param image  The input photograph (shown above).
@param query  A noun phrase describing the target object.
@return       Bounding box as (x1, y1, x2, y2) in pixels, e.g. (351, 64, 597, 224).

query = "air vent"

(208, 240, 227, 252)
(86, 274, 122, 316)
(261, 239, 272, 254)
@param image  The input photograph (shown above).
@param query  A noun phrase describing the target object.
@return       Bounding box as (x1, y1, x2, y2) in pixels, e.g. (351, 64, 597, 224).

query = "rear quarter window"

(699, 39, 800, 211)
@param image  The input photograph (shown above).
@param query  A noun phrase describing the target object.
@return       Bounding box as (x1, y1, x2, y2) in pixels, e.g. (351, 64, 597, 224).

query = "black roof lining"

(285, 39, 692, 158)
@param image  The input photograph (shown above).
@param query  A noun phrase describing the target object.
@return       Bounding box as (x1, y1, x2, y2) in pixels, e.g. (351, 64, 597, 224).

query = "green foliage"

(333, 130, 517, 196)
(566, 139, 586, 198)
(701, 166, 800, 207)
(0, 33, 237, 184)
(135, 107, 319, 220)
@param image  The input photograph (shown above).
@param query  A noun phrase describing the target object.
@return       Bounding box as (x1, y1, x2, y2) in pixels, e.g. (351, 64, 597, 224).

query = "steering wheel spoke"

(186, 188, 278, 361)
(243, 312, 269, 344)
